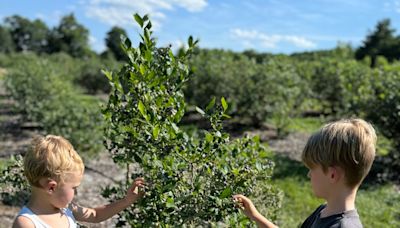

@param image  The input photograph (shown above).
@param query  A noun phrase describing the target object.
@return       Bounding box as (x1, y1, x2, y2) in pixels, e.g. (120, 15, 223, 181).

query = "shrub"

(102, 14, 280, 226)
(364, 68, 400, 184)
(74, 57, 121, 94)
(0, 155, 29, 206)
(186, 50, 303, 132)
(300, 58, 374, 116)
(4, 54, 103, 155)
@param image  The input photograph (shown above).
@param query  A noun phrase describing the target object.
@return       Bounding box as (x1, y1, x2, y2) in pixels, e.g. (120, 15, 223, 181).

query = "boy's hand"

(125, 177, 146, 204)
(233, 194, 260, 220)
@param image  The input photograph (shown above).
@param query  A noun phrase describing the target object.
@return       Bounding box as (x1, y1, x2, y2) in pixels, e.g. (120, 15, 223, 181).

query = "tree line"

(0, 14, 400, 64)
(0, 14, 128, 61)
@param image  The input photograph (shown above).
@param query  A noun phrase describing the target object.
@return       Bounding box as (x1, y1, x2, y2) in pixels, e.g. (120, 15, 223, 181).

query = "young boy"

(233, 118, 376, 228)
(12, 135, 146, 228)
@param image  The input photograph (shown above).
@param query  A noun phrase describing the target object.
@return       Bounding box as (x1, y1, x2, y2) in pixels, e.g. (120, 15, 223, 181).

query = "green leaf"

(171, 123, 179, 133)
(144, 29, 151, 45)
(222, 114, 231, 119)
(256, 162, 262, 171)
(134, 14, 143, 27)
(259, 151, 269, 158)
(145, 21, 152, 30)
(221, 97, 228, 112)
(102, 70, 112, 81)
(219, 187, 232, 199)
(123, 37, 132, 49)
(195, 107, 205, 115)
(168, 50, 175, 62)
(140, 65, 146, 75)
(188, 36, 193, 47)
(138, 100, 147, 118)
(145, 50, 152, 62)
(166, 197, 175, 208)
(205, 132, 213, 143)
(205, 97, 216, 112)
(153, 125, 160, 139)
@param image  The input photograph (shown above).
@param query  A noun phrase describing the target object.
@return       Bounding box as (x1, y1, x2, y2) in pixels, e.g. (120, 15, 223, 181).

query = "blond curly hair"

(24, 135, 84, 187)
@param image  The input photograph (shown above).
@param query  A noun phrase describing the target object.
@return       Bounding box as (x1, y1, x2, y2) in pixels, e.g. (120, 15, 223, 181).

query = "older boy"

(234, 118, 376, 228)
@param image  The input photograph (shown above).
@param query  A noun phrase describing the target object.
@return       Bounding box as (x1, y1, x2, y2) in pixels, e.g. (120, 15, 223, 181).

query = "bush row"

(3, 53, 104, 156)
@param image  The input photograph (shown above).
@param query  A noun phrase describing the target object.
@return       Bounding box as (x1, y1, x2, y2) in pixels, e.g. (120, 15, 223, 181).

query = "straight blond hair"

(302, 119, 376, 187)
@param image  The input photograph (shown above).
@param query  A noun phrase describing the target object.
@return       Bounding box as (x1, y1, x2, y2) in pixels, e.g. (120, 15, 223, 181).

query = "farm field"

(0, 77, 398, 227)
(0, 10, 400, 227)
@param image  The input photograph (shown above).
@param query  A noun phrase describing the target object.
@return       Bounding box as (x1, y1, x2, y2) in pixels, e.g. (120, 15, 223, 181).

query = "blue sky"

(1, 0, 400, 54)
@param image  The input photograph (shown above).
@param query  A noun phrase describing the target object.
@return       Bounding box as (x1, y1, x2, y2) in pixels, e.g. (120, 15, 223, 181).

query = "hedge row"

(3, 53, 104, 156)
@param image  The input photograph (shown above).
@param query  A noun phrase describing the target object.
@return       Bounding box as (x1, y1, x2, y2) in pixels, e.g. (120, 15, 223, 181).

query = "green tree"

(48, 13, 91, 57)
(104, 26, 128, 61)
(0, 25, 15, 53)
(355, 19, 399, 67)
(5, 15, 49, 53)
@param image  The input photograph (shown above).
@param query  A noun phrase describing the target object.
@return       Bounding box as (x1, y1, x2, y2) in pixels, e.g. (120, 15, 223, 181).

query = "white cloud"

(172, 0, 208, 12)
(395, 0, 400, 13)
(231, 28, 317, 49)
(89, 35, 106, 53)
(35, 13, 46, 21)
(384, 0, 400, 13)
(34, 10, 64, 27)
(89, 35, 97, 45)
(83, 0, 207, 29)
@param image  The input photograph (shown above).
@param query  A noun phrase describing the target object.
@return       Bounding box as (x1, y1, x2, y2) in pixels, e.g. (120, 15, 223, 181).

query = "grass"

(265, 154, 400, 228)
(285, 117, 325, 134)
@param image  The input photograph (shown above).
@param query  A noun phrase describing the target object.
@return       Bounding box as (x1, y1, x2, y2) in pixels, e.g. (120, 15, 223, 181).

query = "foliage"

(104, 26, 129, 61)
(101, 14, 280, 227)
(366, 68, 400, 140)
(4, 15, 49, 53)
(74, 57, 121, 94)
(291, 42, 355, 61)
(4, 54, 103, 155)
(47, 13, 92, 57)
(186, 49, 304, 133)
(363, 68, 400, 183)
(355, 19, 400, 67)
(297, 58, 374, 116)
(0, 25, 15, 53)
(0, 155, 29, 206)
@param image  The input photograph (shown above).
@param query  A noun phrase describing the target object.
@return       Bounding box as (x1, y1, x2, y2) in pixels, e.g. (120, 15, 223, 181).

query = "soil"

(0, 72, 309, 227)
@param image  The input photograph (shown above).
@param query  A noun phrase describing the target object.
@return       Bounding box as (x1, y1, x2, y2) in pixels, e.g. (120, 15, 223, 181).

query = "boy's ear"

(328, 166, 342, 183)
(39, 178, 58, 194)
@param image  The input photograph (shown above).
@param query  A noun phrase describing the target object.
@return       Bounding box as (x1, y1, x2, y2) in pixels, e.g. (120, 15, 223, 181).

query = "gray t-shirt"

(300, 204, 363, 228)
